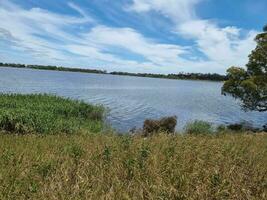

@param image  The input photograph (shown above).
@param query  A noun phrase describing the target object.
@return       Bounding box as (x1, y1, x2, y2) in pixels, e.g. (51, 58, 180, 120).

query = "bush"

(185, 120, 213, 135)
(216, 125, 227, 133)
(143, 116, 177, 136)
(0, 94, 105, 134)
(227, 122, 260, 132)
(227, 123, 243, 131)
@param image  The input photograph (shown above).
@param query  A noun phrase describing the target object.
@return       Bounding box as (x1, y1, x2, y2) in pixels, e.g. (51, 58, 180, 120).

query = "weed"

(102, 145, 111, 163)
(65, 143, 84, 160)
(185, 120, 213, 135)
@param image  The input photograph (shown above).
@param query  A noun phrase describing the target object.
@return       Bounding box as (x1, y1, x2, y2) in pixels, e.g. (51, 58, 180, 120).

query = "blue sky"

(0, 0, 266, 74)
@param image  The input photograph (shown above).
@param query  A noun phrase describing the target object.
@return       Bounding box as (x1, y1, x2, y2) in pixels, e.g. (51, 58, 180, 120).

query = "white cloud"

(127, 0, 201, 22)
(0, 0, 92, 63)
(82, 26, 187, 65)
(0, 0, 258, 74)
(127, 0, 258, 72)
(177, 20, 258, 66)
(67, 2, 94, 22)
(0, 0, 199, 73)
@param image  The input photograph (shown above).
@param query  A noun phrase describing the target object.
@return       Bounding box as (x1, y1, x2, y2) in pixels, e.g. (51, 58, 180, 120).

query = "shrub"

(216, 125, 227, 133)
(143, 116, 177, 136)
(185, 120, 213, 135)
(227, 123, 244, 131)
(226, 122, 259, 132)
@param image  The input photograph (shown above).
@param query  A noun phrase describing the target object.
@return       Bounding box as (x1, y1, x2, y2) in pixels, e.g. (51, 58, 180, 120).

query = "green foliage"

(185, 120, 213, 135)
(123, 157, 136, 180)
(102, 145, 112, 162)
(0, 94, 105, 134)
(34, 161, 56, 179)
(138, 143, 150, 170)
(222, 26, 267, 112)
(65, 143, 84, 160)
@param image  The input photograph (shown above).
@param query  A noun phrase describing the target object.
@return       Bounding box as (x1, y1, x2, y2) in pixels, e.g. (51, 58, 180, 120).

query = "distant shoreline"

(0, 63, 227, 82)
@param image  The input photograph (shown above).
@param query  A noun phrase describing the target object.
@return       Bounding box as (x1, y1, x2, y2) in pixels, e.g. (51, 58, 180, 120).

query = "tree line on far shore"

(0, 62, 227, 81)
(0, 63, 107, 74)
(110, 71, 227, 81)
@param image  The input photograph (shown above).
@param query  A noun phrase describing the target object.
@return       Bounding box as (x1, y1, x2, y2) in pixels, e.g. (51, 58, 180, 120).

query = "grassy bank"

(0, 133, 266, 199)
(0, 94, 266, 199)
(0, 94, 105, 134)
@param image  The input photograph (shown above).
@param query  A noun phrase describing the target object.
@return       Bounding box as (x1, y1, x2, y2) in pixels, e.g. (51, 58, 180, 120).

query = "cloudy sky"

(0, 0, 266, 74)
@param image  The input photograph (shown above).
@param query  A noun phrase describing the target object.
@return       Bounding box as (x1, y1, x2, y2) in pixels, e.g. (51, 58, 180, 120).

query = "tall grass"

(0, 133, 266, 199)
(0, 94, 105, 134)
(0, 93, 266, 199)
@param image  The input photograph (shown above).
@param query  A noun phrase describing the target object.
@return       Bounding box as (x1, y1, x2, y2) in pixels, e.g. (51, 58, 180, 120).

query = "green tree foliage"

(222, 26, 267, 112)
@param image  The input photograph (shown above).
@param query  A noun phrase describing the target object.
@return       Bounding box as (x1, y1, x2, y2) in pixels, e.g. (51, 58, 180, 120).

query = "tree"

(222, 25, 267, 112)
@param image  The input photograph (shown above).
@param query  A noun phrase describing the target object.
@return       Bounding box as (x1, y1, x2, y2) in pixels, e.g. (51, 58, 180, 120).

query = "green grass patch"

(0, 94, 105, 134)
(185, 120, 214, 135)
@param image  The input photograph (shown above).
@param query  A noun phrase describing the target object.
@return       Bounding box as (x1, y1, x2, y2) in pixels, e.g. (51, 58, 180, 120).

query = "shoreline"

(0, 93, 266, 199)
(0, 64, 227, 82)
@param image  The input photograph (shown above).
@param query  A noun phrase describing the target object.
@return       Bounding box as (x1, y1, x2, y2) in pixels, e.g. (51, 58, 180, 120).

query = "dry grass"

(0, 133, 266, 200)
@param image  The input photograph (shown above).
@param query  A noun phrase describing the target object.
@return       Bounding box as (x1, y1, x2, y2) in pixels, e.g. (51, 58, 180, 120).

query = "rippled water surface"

(1, 67, 266, 132)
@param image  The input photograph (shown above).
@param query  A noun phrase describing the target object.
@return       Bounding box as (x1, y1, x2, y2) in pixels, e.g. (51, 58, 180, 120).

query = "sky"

(0, 0, 266, 74)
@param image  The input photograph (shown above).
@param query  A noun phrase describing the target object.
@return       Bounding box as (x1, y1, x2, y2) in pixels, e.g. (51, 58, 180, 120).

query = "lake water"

(0, 67, 266, 132)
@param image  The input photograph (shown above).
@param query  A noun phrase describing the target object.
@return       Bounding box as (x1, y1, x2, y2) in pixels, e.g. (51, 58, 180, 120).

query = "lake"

(0, 67, 266, 132)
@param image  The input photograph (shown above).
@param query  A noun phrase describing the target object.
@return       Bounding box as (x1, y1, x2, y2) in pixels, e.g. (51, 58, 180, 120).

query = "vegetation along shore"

(1, 0, 267, 197)
(0, 94, 105, 135)
(0, 93, 266, 199)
